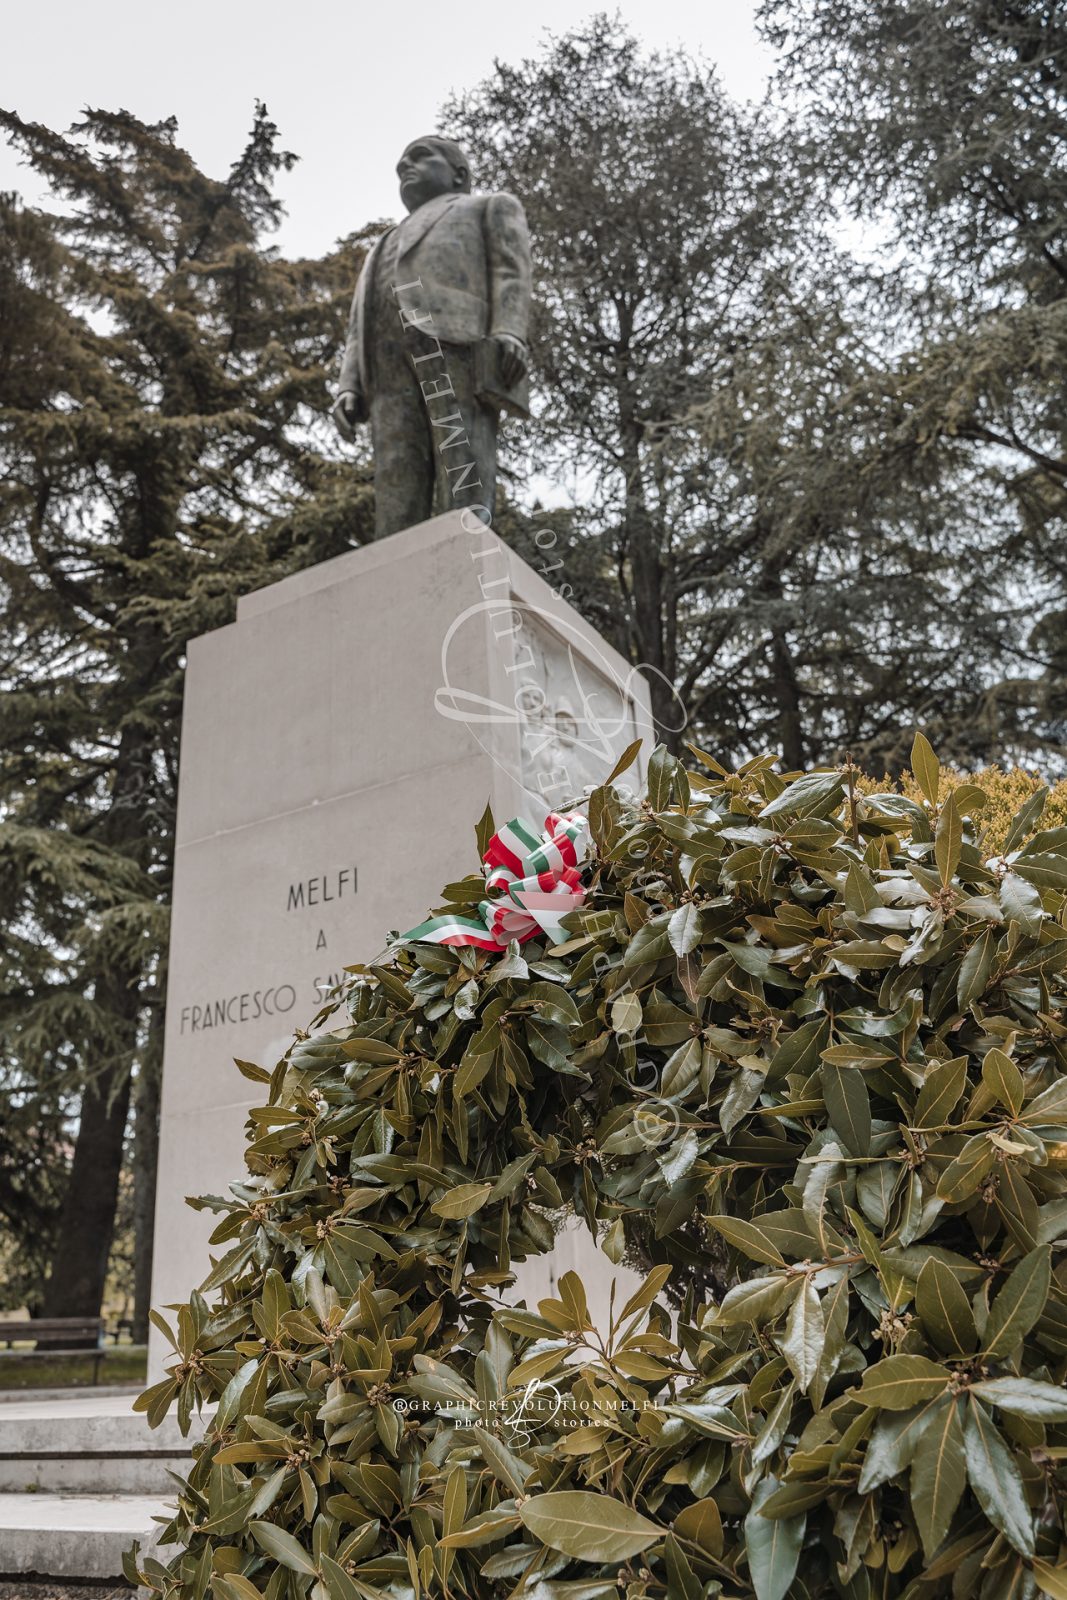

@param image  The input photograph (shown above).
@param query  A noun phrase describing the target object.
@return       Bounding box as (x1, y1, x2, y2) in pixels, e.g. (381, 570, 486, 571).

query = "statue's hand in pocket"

(332, 389, 368, 441)
(494, 335, 528, 389)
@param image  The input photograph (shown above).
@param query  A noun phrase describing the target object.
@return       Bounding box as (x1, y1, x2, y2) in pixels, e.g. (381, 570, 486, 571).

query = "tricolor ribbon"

(403, 811, 589, 951)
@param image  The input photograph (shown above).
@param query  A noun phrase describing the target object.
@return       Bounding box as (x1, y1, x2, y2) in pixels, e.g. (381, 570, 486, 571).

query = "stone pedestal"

(149, 511, 651, 1379)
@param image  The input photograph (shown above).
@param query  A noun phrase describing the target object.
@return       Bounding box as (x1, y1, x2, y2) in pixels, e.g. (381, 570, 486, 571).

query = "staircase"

(0, 1230, 642, 1580)
(0, 1388, 195, 1580)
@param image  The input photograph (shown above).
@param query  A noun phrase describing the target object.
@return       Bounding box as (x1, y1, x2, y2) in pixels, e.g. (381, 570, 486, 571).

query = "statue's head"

(396, 136, 472, 213)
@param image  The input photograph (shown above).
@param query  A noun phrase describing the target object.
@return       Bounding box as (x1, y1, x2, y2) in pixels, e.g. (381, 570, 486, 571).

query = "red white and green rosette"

(402, 810, 590, 951)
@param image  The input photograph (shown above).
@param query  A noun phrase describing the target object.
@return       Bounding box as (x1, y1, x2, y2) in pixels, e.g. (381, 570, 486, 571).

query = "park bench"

(0, 1316, 106, 1383)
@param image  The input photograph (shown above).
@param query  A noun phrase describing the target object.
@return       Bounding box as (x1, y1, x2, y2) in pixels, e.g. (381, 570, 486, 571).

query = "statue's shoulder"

(471, 189, 527, 222)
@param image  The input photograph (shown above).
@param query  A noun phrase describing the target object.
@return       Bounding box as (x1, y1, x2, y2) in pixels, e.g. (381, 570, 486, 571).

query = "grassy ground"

(0, 1585, 132, 1598)
(0, 1346, 146, 1392)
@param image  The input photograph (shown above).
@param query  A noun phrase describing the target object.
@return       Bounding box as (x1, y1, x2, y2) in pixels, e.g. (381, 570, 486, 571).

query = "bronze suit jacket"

(337, 190, 532, 414)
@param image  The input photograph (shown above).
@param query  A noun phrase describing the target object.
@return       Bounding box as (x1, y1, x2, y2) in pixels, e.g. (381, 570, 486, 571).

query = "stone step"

(0, 1491, 169, 1579)
(0, 1390, 198, 1494)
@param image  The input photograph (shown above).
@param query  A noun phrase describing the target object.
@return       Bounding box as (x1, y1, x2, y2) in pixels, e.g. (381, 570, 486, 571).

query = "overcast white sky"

(1, 0, 775, 259)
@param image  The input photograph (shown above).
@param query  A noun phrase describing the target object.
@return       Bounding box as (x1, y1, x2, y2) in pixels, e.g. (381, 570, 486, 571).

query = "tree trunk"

(771, 626, 806, 769)
(618, 397, 681, 749)
(632, 537, 680, 749)
(132, 1037, 161, 1344)
(39, 1058, 133, 1339)
(39, 724, 149, 1342)
(760, 555, 805, 768)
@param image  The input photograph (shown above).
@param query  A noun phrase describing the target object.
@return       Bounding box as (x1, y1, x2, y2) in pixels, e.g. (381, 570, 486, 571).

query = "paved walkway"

(0, 1388, 143, 1418)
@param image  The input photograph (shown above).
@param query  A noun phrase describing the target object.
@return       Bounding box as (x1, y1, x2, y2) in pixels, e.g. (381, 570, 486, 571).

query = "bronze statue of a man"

(333, 136, 532, 539)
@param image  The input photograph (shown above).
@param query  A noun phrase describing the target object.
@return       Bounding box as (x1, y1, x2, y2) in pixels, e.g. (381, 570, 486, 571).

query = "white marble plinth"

(149, 511, 651, 1379)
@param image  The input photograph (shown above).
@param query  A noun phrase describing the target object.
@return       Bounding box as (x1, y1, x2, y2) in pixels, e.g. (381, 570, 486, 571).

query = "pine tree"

(760, 0, 1067, 759)
(448, 15, 1053, 770)
(0, 104, 371, 1335)
(446, 18, 826, 746)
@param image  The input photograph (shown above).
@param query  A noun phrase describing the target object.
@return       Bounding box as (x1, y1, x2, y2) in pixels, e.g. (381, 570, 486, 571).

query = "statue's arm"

(334, 271, 369, 440)
(484, 192, 532, 346)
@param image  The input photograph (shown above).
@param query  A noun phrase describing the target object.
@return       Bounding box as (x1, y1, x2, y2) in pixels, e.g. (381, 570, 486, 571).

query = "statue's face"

(396, 141, 462, 213)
